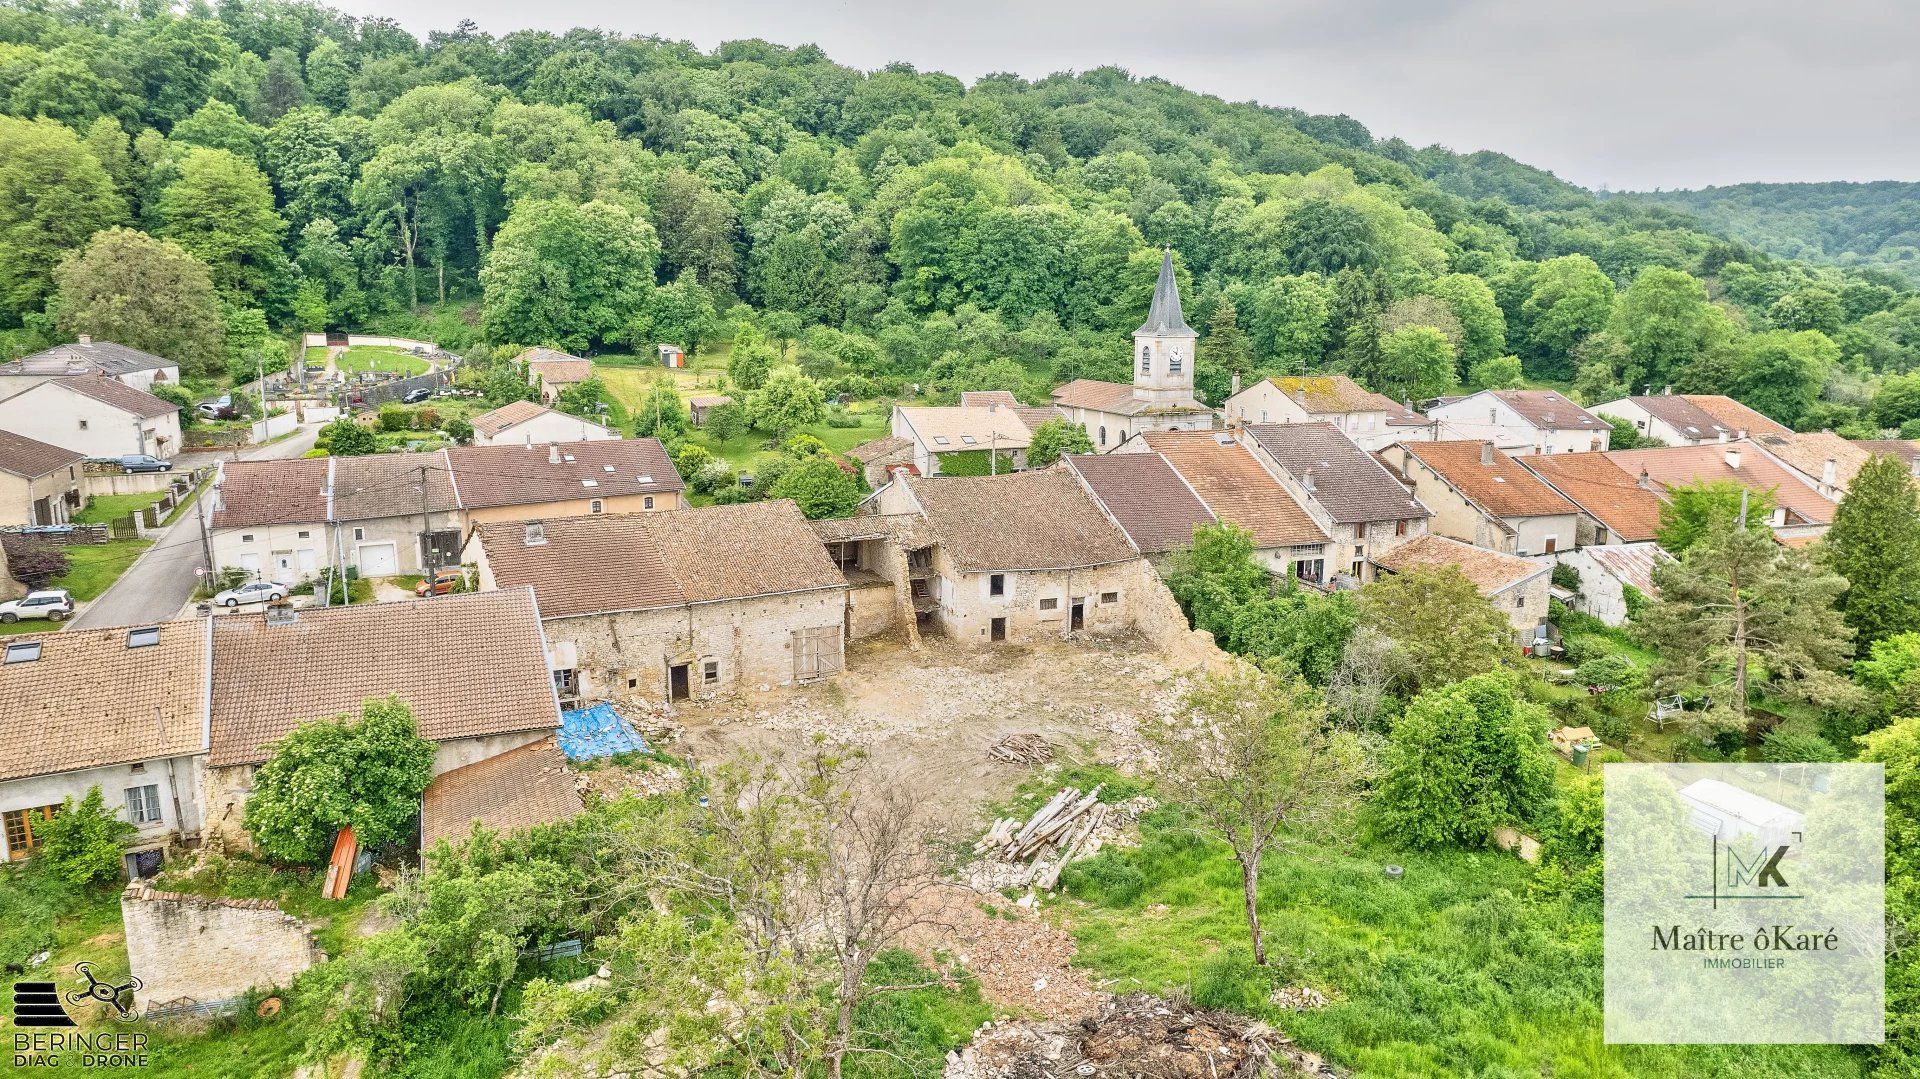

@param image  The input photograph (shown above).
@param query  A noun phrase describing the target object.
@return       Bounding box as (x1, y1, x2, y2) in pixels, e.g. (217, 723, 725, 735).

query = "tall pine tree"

(1824, 454, 1920, 647)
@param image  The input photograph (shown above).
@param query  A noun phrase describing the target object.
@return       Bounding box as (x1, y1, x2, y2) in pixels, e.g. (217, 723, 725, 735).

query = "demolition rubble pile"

(944, 993, 1344, 1079)
(973, 785, 1109, 891)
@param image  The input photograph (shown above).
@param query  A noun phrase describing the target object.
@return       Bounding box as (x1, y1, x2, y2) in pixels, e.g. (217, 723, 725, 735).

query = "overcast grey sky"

(366, 0, 1919, 192)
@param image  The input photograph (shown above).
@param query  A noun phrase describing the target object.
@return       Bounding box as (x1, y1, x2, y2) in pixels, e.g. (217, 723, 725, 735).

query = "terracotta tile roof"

(810, 513, 926, 545)
(1606, 442, 1835, 526)
(1051, 379, 1146, 416)
(207, 589, 559, 767)
(447, 439, 682, 508)
(0, 429, 82, 479)
(213, 457, 333, 529)
(472, 400, 552, 438)
(420, 736, 581, 849)
(1754, 431, 1871, 492)
(332, 453, 461, 520)
(904, 471, 1139, 572)
(1139, 432, 1329, 548)
(1242, 423, 1430, 525)
(1400, 441, 1577, 520)
(477, 500, 844, 618)
(1682, 395, 1791, 438)
(1576, 542, 1669, 597)
(60, 373, 178, 419)
(847, 436, 912, 463)
(1386, 400, 1432, 426)
(4, 341, 176, 376)
(1265, 375, 1389, 415)
(1066, 452, 1217, 554)
(1518, 452, 1666, 543)
(1611, 395, 1737, 441)
(647, 500, 847, 604)
(895, 406, 1032, 451)
(1488, 389, 1608, 432)
(0, 619, 208, 783)
(520, 348, 592, 384)
(1372, 534, 1547, 595)
(1856, 440, 1920, 468)
(959, 390, 1061, 432)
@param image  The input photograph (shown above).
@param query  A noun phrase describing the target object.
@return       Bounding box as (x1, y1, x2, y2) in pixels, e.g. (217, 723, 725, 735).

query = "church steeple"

(1131, 248, 1197, 405)
(1136, 249, 1193, 336)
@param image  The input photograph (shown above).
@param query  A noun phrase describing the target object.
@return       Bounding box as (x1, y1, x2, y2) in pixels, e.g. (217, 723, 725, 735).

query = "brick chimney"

(1822, 458, 1837, 486)
(1636, 468, 1654, 491)
(1480, 442, 1495, 467)
(547, 443, 561, 465)
(1302, 467, 1316, 492)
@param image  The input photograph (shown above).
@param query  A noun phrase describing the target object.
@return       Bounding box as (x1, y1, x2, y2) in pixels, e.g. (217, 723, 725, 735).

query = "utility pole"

(196, 491, 215, 597)
(418, 463, 434, 594)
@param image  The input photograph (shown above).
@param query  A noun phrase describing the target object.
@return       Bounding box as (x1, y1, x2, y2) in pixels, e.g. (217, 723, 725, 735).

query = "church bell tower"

(1132, 249, 1197, 405)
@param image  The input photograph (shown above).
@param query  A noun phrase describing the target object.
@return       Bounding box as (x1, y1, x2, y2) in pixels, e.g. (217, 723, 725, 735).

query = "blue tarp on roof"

(558, 704, 650, 761)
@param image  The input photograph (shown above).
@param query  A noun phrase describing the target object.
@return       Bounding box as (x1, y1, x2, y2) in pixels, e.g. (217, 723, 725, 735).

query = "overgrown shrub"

(2, 536, 68, 590)
(36, 787, 136, 886)
(0, 865, 73, 969)
(377, 404, 410, 432)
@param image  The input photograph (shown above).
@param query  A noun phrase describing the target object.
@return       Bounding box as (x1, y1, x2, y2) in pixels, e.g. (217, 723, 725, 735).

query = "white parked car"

(0, 589, 74, 623)
(211, 581, 290, 607)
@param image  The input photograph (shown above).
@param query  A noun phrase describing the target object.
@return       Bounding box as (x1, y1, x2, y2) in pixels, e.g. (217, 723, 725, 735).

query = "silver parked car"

(211, 581, 290, 607)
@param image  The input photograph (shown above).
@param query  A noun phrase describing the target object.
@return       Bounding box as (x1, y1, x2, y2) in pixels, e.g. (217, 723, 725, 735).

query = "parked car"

(401, 387, 434, 404)
(0, 589, 74, 623)
(211, 581, 290, 607)
(196, 396, 236, 420)
(117, 453, 171, 473)
(413, 571, 463, 597)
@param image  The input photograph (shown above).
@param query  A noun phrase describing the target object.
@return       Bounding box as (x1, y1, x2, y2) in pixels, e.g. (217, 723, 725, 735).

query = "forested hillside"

(1614, 182, 1920, 287)
(3, 1, 1920, 436)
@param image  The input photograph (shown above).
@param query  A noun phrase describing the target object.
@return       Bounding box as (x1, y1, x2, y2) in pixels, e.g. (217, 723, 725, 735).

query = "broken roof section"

(420, 736, 582, 849)
(1371, 533, 1548, 596)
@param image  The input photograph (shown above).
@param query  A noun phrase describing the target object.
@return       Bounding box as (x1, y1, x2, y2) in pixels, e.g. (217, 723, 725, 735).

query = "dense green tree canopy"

(53, 227, 224, 375)
(0, 0, 1908, 446)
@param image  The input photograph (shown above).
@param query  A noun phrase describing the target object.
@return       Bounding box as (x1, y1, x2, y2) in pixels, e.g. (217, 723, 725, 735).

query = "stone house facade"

(1378, 441, 1581, 557)
(865, 470, 1152, 645)
(473, 501, 850, 705)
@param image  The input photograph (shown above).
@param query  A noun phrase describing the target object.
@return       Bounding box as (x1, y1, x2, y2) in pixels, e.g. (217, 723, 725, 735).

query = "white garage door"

(357, 542, 398, 577)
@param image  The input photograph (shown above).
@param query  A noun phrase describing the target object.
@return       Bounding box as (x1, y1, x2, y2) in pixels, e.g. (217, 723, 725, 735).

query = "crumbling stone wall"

(1121, 559, 1229, 671)
(121, 882, 323, 1011)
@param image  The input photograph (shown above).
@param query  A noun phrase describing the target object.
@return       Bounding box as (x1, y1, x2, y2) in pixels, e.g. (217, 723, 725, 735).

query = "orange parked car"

(414, 571, 463, 597)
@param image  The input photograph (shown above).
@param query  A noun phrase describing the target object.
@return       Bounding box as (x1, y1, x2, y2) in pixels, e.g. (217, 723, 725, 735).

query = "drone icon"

(67, 963, 142, 1021)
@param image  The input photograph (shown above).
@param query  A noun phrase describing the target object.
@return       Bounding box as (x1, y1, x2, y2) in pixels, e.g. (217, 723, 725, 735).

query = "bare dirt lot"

(669, 633, 1193, 822)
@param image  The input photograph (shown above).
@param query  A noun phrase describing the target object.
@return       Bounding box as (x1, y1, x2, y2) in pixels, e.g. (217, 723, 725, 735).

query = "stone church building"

(1050, 250, 1215, 450)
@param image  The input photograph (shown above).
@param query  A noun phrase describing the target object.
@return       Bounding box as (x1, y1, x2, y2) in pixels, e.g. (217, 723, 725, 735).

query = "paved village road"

(68, 423, 325, 631)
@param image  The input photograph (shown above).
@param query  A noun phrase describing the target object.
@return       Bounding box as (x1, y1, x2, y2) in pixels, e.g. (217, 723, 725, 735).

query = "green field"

(336, 345, 430, 376)
(1048, 766, 1865, 1079)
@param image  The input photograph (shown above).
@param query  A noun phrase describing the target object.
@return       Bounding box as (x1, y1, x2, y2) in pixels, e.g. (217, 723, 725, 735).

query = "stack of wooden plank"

(987, 733, 1054, 765)
(972, 784, 1107, 890)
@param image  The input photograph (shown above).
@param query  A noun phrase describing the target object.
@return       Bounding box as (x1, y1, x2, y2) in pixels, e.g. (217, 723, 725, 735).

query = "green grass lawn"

(72, 490, 168, 525)
(1047, 766, 1865, 1079)
(58, 539, 153, 600)
(336, 345, 430, 377)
